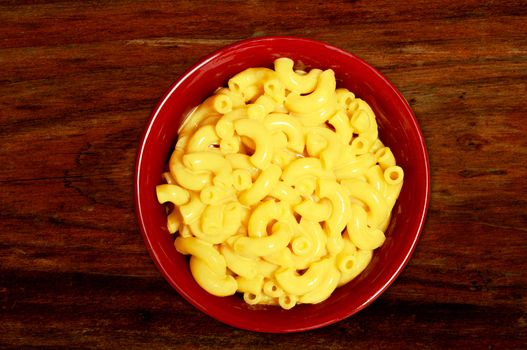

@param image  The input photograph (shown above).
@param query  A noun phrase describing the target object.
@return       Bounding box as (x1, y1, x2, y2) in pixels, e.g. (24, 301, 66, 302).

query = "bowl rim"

(134, 35, 431, 333)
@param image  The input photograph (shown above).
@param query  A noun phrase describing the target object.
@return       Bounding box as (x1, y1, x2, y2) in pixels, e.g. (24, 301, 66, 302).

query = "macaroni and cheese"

(156, 57, 404, 309)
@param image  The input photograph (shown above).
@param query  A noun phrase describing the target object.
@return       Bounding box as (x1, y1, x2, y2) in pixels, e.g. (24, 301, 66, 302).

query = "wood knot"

(456, 133, 488, 151)
(138, 309, 153, 323)
(64, 128, 139, 209)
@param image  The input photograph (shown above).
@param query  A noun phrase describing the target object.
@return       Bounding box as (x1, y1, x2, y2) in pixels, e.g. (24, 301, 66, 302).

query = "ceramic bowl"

(135, 36, 430, 333)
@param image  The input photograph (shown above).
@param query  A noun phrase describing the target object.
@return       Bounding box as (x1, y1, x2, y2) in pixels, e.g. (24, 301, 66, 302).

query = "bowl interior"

(135, 37, 430, 333)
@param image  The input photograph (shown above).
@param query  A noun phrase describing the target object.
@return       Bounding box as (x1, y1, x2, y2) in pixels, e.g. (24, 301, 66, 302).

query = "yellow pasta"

(239, 164, 282, 206)
(156, 57, 404, 309)
(169, 149, 212, 191)
(263, 113, 305, 153)
(305, 126, 342, 169)
(275, 257, 332, 295)
(299, 264, 340, 304)
(284, 69, 336, 113)
(294, 197, 332, 222)
(274, 57, 322, 94)
(233, 118, 273, 169)
(328, 109, 353, 144)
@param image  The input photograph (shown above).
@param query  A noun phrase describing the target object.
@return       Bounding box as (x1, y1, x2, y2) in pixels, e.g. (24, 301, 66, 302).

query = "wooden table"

(2, 1, 526, 348)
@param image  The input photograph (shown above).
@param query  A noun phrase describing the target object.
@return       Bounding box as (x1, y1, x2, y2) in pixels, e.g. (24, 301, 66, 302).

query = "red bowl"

(135, 36, 430, 333)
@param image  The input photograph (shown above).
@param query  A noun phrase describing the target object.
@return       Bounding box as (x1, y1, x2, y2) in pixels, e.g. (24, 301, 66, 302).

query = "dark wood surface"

(1, 1, 526, 348)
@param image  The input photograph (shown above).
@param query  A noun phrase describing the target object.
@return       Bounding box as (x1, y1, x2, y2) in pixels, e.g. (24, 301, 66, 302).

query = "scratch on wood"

(458, 168, 507, 178)
(126, 37, 233, 47)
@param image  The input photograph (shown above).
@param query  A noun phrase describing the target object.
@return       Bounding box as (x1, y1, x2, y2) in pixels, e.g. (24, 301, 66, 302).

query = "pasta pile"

(156, 57, 404, 309)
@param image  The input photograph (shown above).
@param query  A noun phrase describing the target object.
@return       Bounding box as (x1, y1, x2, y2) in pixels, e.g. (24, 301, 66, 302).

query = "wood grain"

(1, 0, 526, 348)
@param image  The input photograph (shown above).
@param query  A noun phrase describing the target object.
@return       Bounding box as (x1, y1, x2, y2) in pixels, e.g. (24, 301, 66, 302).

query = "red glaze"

(135, 36, 430, 333)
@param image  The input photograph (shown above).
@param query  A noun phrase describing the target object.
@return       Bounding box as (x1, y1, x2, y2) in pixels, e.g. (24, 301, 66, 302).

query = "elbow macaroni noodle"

(156, 58, 404, 309)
